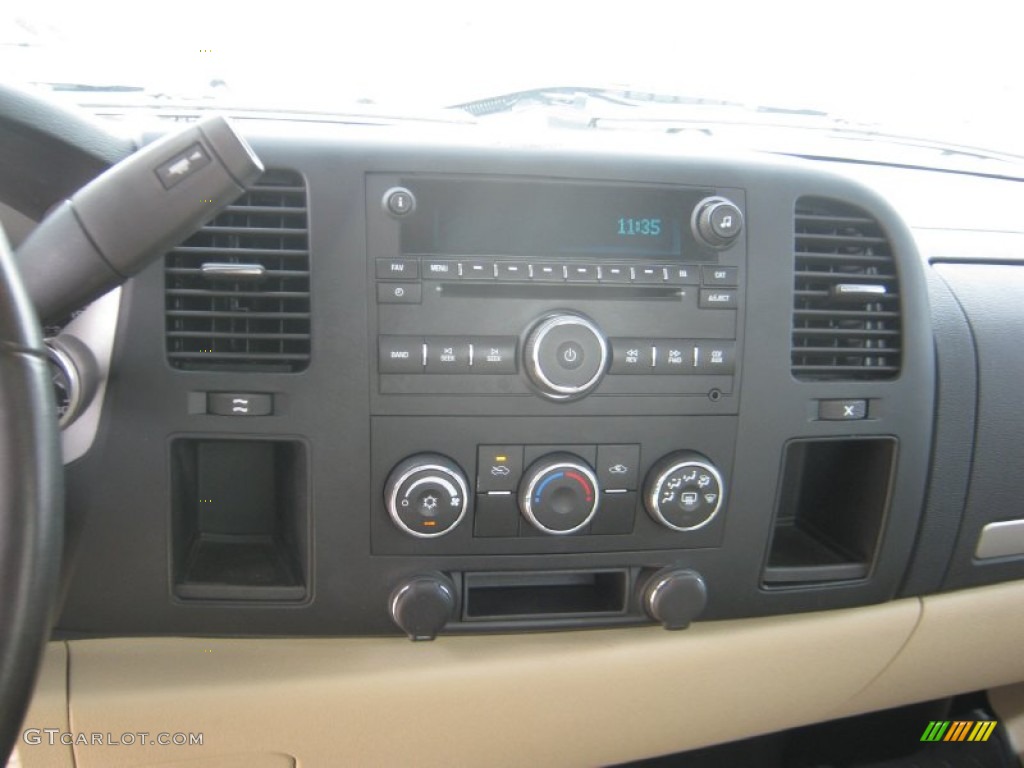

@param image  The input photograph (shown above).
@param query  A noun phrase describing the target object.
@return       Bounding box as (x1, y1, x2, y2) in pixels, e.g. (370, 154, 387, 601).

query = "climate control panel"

(379, 441, 728, 548)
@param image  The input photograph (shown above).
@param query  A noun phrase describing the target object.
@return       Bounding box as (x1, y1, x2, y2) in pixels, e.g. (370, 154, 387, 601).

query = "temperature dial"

(518, 453, 600, 535)
(643, 452, 724, 532)
(385, 454, 469, 538)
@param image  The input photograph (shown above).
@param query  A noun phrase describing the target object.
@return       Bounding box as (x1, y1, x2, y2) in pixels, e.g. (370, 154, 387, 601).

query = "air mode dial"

(385, 454, 469, 538)
(518, 453, 600, 535)
(643, 451, 724, 531)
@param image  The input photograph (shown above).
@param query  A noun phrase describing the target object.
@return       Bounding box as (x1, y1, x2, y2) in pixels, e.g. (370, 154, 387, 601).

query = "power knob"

(692, 196, 743, 249)
(642, 568, 707, 630)
(389, 574, 456, 641)
(523, 312, 609, 401)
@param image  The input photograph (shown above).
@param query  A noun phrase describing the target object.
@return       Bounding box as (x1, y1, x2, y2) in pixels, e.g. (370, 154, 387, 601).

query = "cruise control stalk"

(16, 115, 264, 324)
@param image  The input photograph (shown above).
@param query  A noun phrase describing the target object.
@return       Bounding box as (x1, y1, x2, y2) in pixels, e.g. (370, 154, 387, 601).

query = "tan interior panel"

(832, 580, 1024, 720)
(58, 601, 915, 768)
(15, 581, 1024, 767)
(15, 642, 73, 768)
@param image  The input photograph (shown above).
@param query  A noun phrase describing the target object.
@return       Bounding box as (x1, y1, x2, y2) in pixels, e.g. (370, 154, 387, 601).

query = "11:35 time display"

(618, 217, 663, 237)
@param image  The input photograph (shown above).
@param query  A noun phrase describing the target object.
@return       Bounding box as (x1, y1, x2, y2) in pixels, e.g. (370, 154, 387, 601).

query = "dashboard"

(36, 123, 1022, 646)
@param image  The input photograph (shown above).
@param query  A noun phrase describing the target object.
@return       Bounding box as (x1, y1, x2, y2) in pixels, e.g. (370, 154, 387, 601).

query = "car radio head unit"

(397, 178, 718, 260)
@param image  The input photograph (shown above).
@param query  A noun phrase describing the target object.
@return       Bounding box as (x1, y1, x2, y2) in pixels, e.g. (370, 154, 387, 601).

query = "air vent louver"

(792, 198, 901, 380)
(165, 169, 310, 372)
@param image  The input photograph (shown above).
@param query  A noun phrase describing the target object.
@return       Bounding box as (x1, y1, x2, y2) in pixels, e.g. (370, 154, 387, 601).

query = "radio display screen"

(399, 179, 710, 260)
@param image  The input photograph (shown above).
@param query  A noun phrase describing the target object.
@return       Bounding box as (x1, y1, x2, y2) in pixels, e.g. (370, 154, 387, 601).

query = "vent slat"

(794, 328, 901, 338)
(167, 289, 310, 299)
(172, 247, 309, 258)
(792, 252, 893, 265)
(795, 308, 900, 320)
(795, 233, 889, 246)
(222, 205, 307, 215)
(792, 198, 902, 381)
(168, 331, 311, 340)
(795, 213, 877, 227)
(200, 226, 308, 237)
(165, 169, 311, 373)
(795, 272, 896, 282)
(167, 310, 312, 320)
(792, 346, 901, 356)
(167, 268, 309, 278)
(793, 364, 900, 375)
(168, 352, 311, 361)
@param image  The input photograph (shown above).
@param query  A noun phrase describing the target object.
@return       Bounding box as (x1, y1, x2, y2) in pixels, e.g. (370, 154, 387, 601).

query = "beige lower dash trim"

(57, 600, 917, 768)
(14, 641, 73, 768)
(832, 580, 1024, 720)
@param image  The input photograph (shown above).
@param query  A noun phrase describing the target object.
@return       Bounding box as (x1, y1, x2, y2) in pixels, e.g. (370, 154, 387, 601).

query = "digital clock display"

(617, 218, 663, 237)
(399, 178, 713, 260)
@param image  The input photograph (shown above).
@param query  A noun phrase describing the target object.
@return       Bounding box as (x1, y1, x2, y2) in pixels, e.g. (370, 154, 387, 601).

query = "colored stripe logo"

(920, 720, 997, 742)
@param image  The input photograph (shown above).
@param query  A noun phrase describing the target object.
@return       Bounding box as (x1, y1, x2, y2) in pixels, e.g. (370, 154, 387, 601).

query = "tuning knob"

(523, 312, 608, 401)
(642, 568, 707, 630)
(692, 197, 743, 249)
(389, 574, 456, 641)
(643, 451, 725, 531)
(384, 454, 469, 538)
(518, 453, 600, 534)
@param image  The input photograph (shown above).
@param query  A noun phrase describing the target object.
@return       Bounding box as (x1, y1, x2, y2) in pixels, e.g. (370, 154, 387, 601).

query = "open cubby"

(763, 437, 897, 585)
(171, 439, 309, 601)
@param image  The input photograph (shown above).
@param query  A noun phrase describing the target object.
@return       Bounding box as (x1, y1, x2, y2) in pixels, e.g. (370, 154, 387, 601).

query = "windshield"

(4, 0, 1021, 158)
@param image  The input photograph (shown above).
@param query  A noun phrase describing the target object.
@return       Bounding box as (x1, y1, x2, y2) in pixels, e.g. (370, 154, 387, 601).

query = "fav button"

(376, 258, 419, 280)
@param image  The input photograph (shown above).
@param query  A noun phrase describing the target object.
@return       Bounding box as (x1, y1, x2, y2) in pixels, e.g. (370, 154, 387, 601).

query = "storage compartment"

(763, 438, 897, 585)
(462, 570, 628, 620)
(171, 439, 309, 600)
(932, 264, 1024, 590)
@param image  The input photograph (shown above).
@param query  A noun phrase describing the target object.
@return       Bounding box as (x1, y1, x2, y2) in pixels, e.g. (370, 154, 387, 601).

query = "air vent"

(165, 169, 310, 372)
(792, 197, 901, 380)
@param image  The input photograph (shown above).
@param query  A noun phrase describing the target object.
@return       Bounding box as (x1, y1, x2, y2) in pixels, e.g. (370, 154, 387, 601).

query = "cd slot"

(438, 283, 683, 301)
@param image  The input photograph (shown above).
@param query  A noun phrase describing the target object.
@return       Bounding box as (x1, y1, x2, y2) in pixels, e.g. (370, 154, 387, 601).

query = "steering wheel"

(0, 225, 63, 763)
